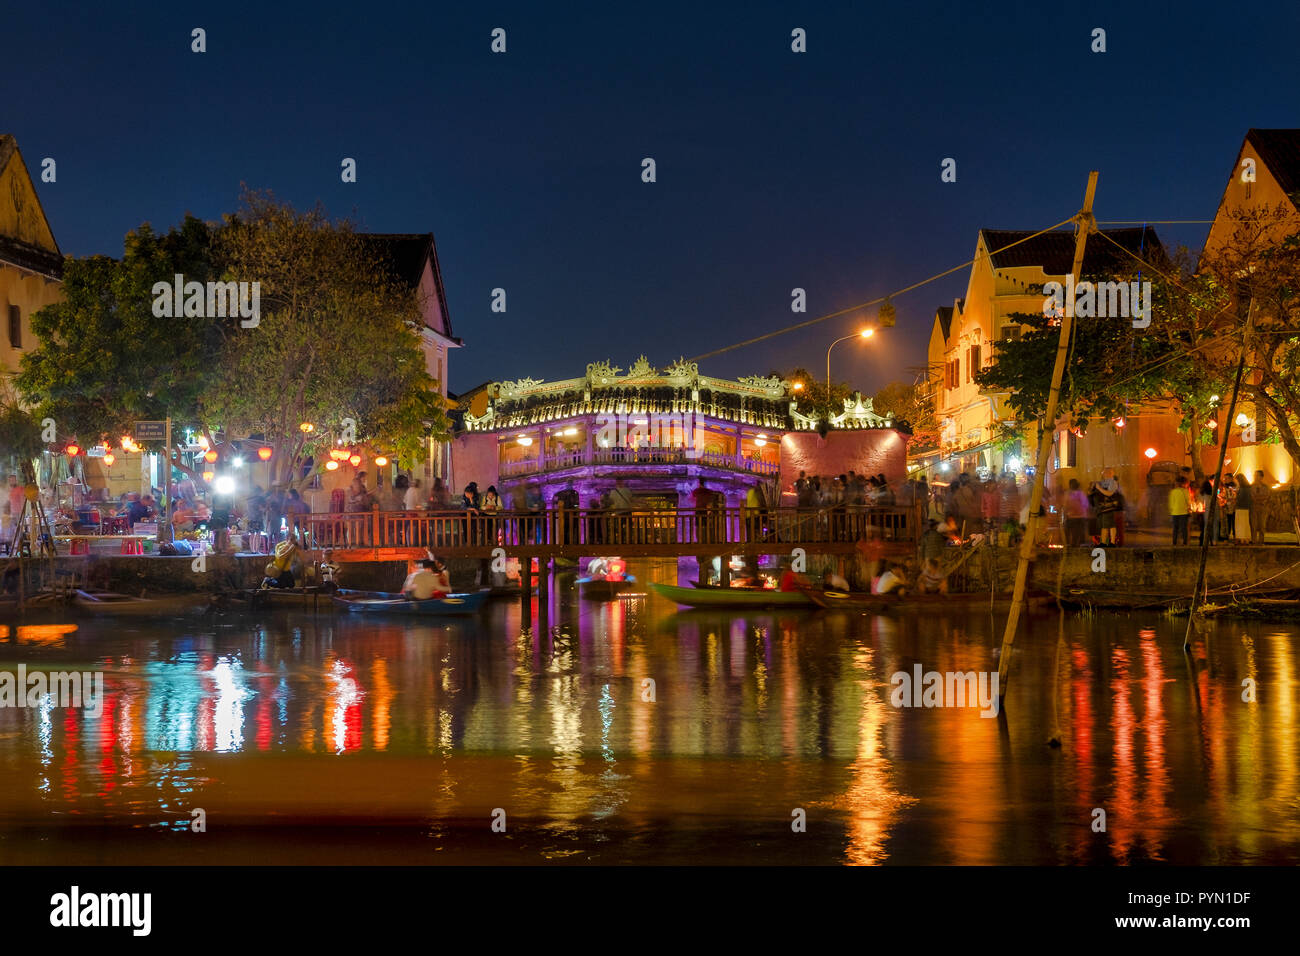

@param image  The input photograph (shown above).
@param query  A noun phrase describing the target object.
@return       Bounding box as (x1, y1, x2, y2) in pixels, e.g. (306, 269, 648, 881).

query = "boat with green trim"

(649, 582, 813, 608)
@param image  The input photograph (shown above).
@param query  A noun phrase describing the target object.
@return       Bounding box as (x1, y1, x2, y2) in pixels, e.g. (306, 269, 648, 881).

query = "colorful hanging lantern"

(348, 454, 362, 467)
(374, 456, 388, 467)
(325, 460, 340, 471)
(258, 446, 273, 461)
(202, 470, 215, 482)
(204, 449, 219, 464)
(103, 453, 115, 467)
(65, 443, 80, 457)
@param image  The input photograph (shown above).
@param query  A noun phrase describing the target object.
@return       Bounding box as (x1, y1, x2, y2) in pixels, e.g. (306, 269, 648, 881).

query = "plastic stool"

(121, 538, 143, 555)
(70, 538, 90, 555)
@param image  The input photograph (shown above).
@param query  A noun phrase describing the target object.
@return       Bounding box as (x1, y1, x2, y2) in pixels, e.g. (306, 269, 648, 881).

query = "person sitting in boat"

(821, 568, 851, 593)
(917, 557, 949, 595)
(734, 557, 764, 588)
(874, 562, 908, 595)
(587, 556, 610, 579)
(260, 540, 299, 589)
(319, 549, 340, 592)
(404, 558, 450, 600)
(779, 562, 809, 592)
(402, 559, 439, 599)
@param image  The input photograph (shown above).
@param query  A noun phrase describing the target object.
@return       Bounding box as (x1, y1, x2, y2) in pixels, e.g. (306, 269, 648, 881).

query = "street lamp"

(825, 328, 875, 426)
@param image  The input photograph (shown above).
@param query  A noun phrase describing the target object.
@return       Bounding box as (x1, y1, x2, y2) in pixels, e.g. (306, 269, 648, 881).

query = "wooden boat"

(237, 586, 327, 608)
(804, 588, 1055, 612)
(650, 582, 813, 608)
(73, 589, 210, 615)
(577, 575, 637, 599)
(331, 589, 489, 616)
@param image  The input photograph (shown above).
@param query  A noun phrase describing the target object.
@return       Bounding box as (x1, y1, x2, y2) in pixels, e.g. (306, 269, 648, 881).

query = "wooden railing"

(499, 448, 780, 478)
(288, 505, 920, 556)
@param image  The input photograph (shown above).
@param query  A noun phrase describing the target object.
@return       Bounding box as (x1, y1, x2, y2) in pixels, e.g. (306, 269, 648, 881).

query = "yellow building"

(921, 226, 1166, 497)
(0, 135, 62, 384)
(1200, 128, 1300, 488)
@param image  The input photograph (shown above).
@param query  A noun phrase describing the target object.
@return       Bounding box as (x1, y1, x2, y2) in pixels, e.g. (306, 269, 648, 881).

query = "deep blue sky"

(5, 1, 1297, 395)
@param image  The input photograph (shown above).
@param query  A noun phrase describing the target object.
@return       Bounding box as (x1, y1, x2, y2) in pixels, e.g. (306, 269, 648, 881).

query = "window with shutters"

(7, 305, 19, 350)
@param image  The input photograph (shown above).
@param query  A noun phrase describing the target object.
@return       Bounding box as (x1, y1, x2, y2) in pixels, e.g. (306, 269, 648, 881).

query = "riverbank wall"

(7, 547, 1300, 606)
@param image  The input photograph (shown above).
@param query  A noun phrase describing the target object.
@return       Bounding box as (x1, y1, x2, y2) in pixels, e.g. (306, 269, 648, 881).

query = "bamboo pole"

(1182, 298, 1254, 650)
(997, 171, 1098, 700)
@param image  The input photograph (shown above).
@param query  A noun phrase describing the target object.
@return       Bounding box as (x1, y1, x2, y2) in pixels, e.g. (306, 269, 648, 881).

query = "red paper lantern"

(103, 453, 115, 467)
(65, 443, 80, 457)
(348, 454, 362, 467)
(258, 446, 273, 461)
(204, 449, 219, 464)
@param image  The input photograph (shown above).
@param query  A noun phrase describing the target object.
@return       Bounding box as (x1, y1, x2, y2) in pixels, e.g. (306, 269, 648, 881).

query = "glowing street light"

(1144, 447, 1158, 459)
(826, 328, 877, 424)
(325, 460, 340, 471)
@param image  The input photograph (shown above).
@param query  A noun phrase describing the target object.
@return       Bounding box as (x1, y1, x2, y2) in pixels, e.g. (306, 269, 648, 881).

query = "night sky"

(5, 0, 1297, 395)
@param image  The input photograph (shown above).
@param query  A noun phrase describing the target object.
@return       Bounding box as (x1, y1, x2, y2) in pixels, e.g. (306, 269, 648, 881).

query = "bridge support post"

(521, 558, 533, 624)
(538, 558, 549, 630)
(697, 556, 708, 586)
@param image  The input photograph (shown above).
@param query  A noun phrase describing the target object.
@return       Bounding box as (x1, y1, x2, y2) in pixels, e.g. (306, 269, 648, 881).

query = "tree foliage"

(18, 192, 449, 490)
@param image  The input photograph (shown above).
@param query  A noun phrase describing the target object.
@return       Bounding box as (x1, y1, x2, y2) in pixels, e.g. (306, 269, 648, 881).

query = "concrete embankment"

(9, 548, 1299, 607)
(964, 545, 1300, 605)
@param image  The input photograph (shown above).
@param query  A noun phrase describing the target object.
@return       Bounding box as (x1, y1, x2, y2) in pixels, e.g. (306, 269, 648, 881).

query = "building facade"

(0, 135, 62, 385)
(919, 225, 1173, 500)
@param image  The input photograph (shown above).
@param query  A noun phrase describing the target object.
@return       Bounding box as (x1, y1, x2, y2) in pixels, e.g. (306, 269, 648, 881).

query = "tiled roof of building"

(981, 226, 1164, 276)
(0, 134, 16, 174)
(0, 234, 62, 279)
(359, 232, 456, 340)
(0, 134, 63, 279)
(1246, 128, 1300, 198)
(935, 306, 953, 339)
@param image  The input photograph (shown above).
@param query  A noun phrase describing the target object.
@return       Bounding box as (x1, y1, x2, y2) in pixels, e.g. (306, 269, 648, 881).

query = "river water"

(1, 559, 1297, 865)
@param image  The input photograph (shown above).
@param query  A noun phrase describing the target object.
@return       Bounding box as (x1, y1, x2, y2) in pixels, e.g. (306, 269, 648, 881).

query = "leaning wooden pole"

(997, 171, 1098, 700)
(1182, 297, 1254, 650)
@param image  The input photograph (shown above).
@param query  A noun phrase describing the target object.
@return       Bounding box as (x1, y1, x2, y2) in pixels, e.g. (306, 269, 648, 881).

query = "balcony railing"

(499, 447, 780, 478)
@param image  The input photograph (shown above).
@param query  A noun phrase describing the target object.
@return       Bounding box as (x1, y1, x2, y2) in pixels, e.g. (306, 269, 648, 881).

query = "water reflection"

(0, 558, 1297, 865)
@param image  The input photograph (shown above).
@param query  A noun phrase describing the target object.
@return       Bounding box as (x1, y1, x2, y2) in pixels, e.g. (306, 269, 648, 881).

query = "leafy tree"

(770, 366, 852, 419)
(974, 249, 1235, 479)
(873, 380, 938, 445)
(205, 191, 449, 488)
(17, 216, 222, 463)
(1196, 205, 1300, 474)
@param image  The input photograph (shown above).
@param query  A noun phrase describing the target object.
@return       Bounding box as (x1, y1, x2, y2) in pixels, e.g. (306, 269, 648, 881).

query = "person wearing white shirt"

(874, 563, 907, 595)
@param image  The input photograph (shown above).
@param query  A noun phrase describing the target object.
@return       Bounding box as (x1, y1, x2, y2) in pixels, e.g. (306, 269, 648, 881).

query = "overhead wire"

(686, 216, 1078, 362)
